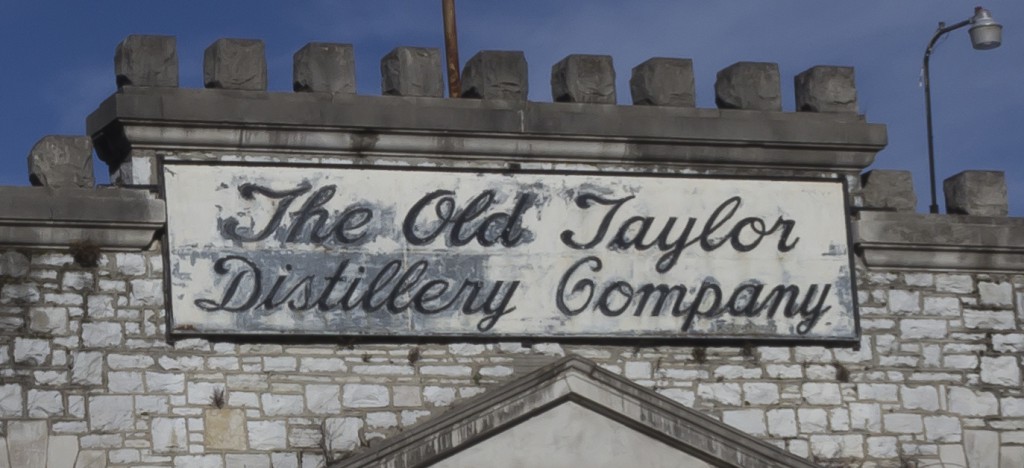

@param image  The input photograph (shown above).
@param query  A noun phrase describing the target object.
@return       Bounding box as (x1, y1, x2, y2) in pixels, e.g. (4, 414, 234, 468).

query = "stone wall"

(2, 246, 1024, 467)
(1, 33, 1023, 468)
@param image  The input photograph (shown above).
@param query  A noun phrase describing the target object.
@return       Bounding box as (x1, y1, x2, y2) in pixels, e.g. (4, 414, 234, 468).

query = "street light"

(923, 7, 1002, 213)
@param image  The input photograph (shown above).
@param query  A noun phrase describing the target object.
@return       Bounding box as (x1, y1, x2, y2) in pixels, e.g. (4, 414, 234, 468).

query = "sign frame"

(159, 159, 861, 345)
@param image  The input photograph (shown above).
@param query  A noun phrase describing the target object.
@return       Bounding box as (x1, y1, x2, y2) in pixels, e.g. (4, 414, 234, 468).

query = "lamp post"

(923, 7, 1002, 213)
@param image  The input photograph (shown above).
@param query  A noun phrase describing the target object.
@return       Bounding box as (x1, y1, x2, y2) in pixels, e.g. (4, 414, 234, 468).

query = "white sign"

(162, 163, 858, 341)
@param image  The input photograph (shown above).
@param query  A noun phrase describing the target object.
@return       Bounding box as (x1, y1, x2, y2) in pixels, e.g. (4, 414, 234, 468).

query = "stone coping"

(334, 356, 819, 468)
(855, 211, 1024, 272)
(0, 186, 164, 250)
(87, 87, 886, 172)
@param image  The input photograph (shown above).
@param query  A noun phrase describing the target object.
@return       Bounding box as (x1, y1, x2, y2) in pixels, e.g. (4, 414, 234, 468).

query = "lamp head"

(969, 6, 1002, 50)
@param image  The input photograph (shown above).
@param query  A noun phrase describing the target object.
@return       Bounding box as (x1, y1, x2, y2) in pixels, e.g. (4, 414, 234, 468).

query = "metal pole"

(442, 0, 461, 98)
(923, 19, 971, 214)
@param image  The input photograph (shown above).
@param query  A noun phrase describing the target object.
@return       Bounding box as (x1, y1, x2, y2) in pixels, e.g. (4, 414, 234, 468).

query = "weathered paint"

(162, 163, 857, 341)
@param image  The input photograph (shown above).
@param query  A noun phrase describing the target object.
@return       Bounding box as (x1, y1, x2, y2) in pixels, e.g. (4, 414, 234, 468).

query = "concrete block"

(381, 47, 443, 97)
(861, 170, 916, 212)
(461, 50, 528, 100)
(47, 435, 79, 468)
(7, 420, 47, 468)
(964, 430, 999, 468)
(27, 135, 94, 188)
(204, 38, 267, 90)
(795, 66, 857, 113)
(630, 58, 695, 107)
(205, 408, 247, 450)
(551, 54, 616, 104)
(293, 42, 355, 94)
(115, 35, 178, 88)
(943, 170, 1007, 216)
(715, 62, 781, 111)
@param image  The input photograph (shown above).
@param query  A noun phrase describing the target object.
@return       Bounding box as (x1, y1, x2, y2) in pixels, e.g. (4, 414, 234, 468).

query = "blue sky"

(1, 1, 1021, 214)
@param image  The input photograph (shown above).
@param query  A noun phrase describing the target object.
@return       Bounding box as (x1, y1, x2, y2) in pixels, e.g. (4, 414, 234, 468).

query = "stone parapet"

(0, 187, 164, 250)
(855, 211, 1024, 271)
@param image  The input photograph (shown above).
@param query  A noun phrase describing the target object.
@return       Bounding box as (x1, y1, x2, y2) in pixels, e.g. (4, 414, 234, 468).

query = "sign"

(162, 163, 858, 341)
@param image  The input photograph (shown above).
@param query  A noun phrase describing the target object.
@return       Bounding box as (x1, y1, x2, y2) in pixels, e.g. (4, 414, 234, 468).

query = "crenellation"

(550, 54, 616, 104)
(460, 50, 528, 100)
(292, 42, 355, 94)
(715, 61, 782, 111)
(203, 38, 267, 91)
(380, 47, 443, 97)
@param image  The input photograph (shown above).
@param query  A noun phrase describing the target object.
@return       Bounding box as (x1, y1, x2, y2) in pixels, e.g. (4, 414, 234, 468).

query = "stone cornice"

(0, 187, 165, 250)
(87, 87, 887, 172)
(855, 211, 1024, 272)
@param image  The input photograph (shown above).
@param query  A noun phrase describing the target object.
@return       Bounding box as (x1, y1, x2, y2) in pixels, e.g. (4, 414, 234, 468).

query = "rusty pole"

(442, 0, 461, 98)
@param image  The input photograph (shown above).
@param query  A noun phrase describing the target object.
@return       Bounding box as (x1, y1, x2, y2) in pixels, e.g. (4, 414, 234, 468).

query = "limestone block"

(248, 420, 286, 450)
(380, 47, 443, 97)
(226, 454, 270, 468)
(630, 58, 695, 107)
(849, 403, 881, 432)
(743, 383, 780, 405)
(964, 430, 999, 468)
(948, 387, 999, 416)
(867, 436, 898, 458)
(1002, 446, 1024, 468)
(14, 337, 49, 365)
(74, 450, 105, 468)
(964, 310, 1016, 330)
(89, 395, 135, 431)
(461, 51, 528, 100)
(115, 35, 178, 88)
(861, 170, 917, 212)
(449, 343, 486, 356)
(981, 356, 1021, 386)
(343, 384, 389, 408)
(899, 319, 946, 339)
(883, 413, 923, 433)
(943, 170, 1008, 216)
(71, 351, 103, 386)
(47, 435, 79, 468)
(1, 283, 40, 304)
(0, 384, 22, 417)
(366, 412, 398, 429)
(401, 409, 431, 427)
(27, 135, 94, 188)
(794, 66, 857, 113)
(715, 62, 781, 111)
(261, 393, 304, 416)
(766, 409, 797, 437)
(152, 417, 188, 453)
(924, 416, 961, 443)
(324, 417, 363, 451)
(551, 54, 616, 103)
(206, 408, 247, 450)
(0, 251, 30, 277)
(723, 409, 766, 436)
(0, 438, 8, 468)
(8, 421, 48, 467)
(697, 383, 741, 405)
(293, 42, 355, 94)
(901, 385, 939, 411)
(393, 385, 422, 407)
(422, 386, 456, 406)
(204, 38, 267, 90)
(28, 389, 63, 418)
(306, 384, 342, 414)
(939, 445, 968, 468)
(802, 382, 841, 405)
(30, 307, 68, 334)
(979, 281, 1014, 307)
(82, 322, 122, 347)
